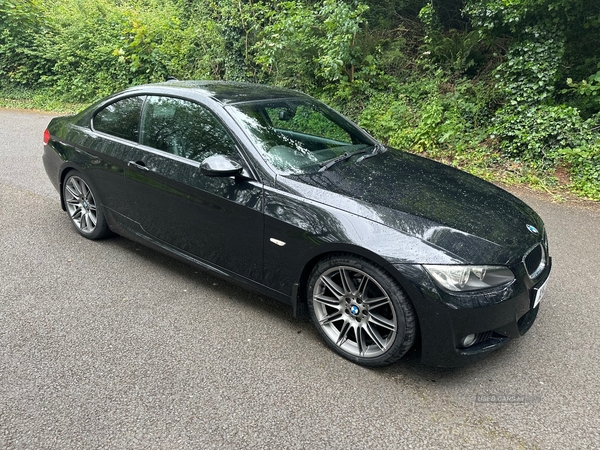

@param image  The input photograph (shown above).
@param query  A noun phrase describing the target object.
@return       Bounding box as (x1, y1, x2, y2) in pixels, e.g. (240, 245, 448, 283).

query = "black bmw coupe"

(43, 81, 551, 367)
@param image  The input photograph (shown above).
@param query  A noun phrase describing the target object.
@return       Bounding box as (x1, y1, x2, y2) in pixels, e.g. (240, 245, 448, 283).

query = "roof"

(144, 80, 311, 105)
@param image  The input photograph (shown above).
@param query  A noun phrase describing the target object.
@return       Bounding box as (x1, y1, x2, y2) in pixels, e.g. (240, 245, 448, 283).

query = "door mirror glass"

(200, 154, 243, 177)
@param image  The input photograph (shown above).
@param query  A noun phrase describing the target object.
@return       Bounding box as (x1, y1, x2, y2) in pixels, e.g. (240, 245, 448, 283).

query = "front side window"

(93, 96, 144, 142)
(140, 96, 239, 163)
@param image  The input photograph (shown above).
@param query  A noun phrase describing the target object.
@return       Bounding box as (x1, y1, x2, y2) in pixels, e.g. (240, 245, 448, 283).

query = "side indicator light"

(269, 238, 286, 247)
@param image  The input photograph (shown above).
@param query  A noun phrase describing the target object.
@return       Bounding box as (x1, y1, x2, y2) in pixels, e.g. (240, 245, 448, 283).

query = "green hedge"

(1, 0, 599, 199)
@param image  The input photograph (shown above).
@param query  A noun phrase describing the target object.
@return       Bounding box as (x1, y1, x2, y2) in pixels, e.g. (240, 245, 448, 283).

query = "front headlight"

(423, 265, 515, 292)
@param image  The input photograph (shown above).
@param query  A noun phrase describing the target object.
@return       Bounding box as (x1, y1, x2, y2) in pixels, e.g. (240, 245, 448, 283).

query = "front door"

(123, 96, 264, 282)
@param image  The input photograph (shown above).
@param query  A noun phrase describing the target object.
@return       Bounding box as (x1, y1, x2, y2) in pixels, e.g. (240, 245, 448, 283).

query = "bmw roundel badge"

(526, 224, 539, 234)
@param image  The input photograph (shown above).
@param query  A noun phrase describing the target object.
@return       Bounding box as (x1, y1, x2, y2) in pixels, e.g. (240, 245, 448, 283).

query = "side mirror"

(200, 154, 243, 177)
(278, 108, 295, 121)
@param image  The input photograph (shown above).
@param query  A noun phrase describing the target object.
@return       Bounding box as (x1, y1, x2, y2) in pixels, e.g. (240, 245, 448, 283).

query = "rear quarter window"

(93, 96, 145, 142)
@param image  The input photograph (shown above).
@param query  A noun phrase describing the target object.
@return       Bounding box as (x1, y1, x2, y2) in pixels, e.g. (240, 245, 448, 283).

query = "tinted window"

(93, 96, 144, 141)
(140, 96, 239, 163)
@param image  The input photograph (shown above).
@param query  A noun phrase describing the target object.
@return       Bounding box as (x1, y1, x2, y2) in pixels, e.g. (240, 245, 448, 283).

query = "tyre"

(307, 255, 416, 367)
(62, 170, 110, 240)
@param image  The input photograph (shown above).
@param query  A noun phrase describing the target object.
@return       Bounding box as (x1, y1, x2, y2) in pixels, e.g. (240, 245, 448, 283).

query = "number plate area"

(533, 277, 549, 309)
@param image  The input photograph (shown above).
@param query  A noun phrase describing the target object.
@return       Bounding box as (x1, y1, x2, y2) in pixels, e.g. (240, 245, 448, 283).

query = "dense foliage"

(1, 0, 599, 198)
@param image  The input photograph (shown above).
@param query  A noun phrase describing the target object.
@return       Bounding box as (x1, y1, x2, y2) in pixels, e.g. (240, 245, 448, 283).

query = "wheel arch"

(58, 164, 81, 211)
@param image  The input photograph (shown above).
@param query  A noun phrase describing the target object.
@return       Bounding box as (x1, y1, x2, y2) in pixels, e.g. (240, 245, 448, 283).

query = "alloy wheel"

(312, 266, 398, 358)
(64, 176, 98, 234)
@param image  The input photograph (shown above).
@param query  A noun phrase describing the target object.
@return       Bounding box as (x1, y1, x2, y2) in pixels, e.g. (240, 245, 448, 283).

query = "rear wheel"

(63, 171, 110, 240)
(307, 255, 416, 366)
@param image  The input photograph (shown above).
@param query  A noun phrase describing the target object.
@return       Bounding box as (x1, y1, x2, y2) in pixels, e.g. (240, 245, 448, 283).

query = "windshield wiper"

(356, 143, 386, 163)
(318, 149, 367, 172)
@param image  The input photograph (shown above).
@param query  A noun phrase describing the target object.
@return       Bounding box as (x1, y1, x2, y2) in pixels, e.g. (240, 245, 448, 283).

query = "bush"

(560, 144, 600, 200)
(34, 0, 225, 102)
(358, 75, 496, 155)
(1, 0, 599, 200)
(490, 105, 595, 163)
(0, 0, 52, 85)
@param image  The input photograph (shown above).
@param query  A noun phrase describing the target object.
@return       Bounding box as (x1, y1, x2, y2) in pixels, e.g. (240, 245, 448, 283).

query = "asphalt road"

(1, 108, 599, 449)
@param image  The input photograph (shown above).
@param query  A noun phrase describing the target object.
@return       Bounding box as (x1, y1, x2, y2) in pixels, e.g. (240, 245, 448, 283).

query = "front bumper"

(391, 257, 551, 367)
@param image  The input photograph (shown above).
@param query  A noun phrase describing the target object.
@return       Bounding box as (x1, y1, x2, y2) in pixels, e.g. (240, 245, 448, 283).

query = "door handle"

(127, 160, 150, 171)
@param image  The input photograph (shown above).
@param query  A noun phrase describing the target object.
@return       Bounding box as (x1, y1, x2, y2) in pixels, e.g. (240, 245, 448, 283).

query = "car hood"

(285, 149, 544, 264)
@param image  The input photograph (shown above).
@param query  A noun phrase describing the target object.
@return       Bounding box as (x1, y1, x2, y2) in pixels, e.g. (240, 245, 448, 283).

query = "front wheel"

(307, 256, 416, 367)
(62, 171, 110, 240)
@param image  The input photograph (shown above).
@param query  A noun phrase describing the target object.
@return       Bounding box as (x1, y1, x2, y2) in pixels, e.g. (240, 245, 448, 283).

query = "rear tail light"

(43, 129, 50, 145)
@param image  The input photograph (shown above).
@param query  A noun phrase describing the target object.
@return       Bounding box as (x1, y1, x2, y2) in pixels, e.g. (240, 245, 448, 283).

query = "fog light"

(460, 334, 477, 348)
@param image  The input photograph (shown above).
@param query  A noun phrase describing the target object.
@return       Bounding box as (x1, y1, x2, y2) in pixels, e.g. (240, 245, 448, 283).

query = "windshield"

(226, 98, 375, 175)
